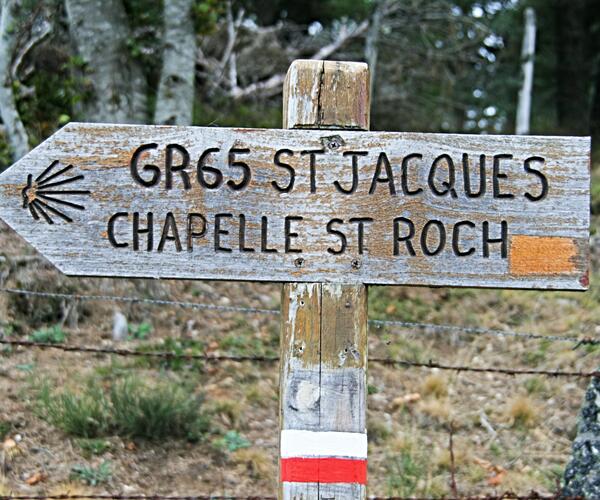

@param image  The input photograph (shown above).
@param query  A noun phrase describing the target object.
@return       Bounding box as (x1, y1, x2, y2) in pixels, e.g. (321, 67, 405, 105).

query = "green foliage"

(0, 420, 12, 440)
(76, 438, 111, 457)
(522, 339, 551, 366)
(37, 377, 208, 442)
(194, 98, 281, 129)
(367, 384, 379, 395)
(591, 168, 600, 215)
(135, 337, 205, 371)
(489, 441, 502, 457)
(385, 449, 427, 496)
(17, 52, 91, 145)
(128, 321, 152, 340)
(524, 377, 547, 395)
(212, 430, 251, 453)
(193, 0, 224, 34)
(368, 287, 430, 323)
(109, 378, 208, 441)
(15, 363, 35, 372)
(70, 461, 112, 486)
(122, 0, 163, 66)
(0, 133, 13, 173)
(38, 381, 109, 438)
(29, 325, 66, 344)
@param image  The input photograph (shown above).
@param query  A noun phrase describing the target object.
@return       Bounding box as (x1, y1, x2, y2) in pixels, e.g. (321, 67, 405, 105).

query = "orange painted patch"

(510, 236, 577, 276)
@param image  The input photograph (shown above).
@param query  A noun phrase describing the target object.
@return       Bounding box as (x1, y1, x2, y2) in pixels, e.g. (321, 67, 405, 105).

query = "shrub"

(37, 377, 208, 442)
(109, 378, 208, 441)
(30, 325, 66, 344)
(38, 382, 109, 438)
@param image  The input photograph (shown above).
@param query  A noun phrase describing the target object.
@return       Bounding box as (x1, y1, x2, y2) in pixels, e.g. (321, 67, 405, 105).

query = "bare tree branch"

(11, 17, 51, 82)
(228, 19, 370, 99)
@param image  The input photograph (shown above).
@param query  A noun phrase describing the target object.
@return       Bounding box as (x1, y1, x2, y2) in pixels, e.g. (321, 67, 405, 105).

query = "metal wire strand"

(2, 287, 598, 346)
(1, 338, 598, 378)
(0, 492, 586, 500)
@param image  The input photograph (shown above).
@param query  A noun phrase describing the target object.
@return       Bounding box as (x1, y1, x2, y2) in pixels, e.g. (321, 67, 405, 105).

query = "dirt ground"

(1, 217, 599, 498)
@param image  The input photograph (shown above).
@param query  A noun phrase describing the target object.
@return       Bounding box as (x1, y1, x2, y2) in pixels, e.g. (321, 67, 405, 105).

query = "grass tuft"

(212, 430, 251, 453)
(421, 373, 448, 398)
(30, 325, 66, 344)
(109, 378, 208, 441)
(70, 461, 111, 486)
(232, 448, 272, 479)
(37, 377, 208, 441)
(507, 395, 538, 428)
(76, 438, 111, 457)
(38, 381, 109, 438)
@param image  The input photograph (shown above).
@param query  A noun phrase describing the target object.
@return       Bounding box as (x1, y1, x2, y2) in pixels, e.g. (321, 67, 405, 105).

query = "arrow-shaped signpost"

(0, 59, 591, 499)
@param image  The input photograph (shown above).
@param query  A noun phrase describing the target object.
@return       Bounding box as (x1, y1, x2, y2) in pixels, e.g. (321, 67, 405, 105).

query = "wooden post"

(279, 60, 370, 500)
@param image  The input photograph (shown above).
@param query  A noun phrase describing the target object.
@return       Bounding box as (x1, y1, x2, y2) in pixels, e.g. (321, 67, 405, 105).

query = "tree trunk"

(0, 0, 30, 160)
(590, 3, 600, 149)
(364, 0, 384, 99)
(591, 64, 600, 149)
(516, 8, 536, 135)
(555, 0, 591, 135)
(154, 0, 196, 126)
(65, 0, 147, 123)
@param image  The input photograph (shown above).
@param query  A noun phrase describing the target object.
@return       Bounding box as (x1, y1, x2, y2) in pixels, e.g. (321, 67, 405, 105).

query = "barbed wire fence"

(0, 493, 591, 500)
(0, 270, 598, 499)
(0, 492, 590, 500)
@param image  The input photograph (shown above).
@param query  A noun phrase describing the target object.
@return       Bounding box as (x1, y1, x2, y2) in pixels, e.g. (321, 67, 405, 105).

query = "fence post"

(279, 60, 370, 500)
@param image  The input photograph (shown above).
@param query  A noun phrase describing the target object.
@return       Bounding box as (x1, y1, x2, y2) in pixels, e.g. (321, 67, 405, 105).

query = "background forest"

(0, 0, 599, 163)
(0, 0, 599, 498)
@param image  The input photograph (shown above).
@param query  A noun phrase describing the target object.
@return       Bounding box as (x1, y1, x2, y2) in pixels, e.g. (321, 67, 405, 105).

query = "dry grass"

(418, 398, 451, 421)
(421, 373, 448, 398)
(0, 478, 11, 496)
(232, 449, 273, 479)
(48, 482, 96, 499)
(209, 398, 246, 429)
(433, 442, 469, 471)
(506, 395, 538, 428)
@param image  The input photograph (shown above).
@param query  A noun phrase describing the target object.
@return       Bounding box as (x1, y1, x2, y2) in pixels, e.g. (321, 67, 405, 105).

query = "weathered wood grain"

(279, 283, 368, 499)
(0, 98, 590, 290)
(283, 60, 370, 130)
(280, 60, 369, 500)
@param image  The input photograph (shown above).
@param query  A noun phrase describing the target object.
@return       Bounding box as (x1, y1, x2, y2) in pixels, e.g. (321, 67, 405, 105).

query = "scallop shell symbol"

(21, 160, 90, 224)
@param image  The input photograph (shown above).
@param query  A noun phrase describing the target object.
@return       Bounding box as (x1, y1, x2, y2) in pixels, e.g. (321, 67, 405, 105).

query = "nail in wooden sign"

(0, 122, 590, 289)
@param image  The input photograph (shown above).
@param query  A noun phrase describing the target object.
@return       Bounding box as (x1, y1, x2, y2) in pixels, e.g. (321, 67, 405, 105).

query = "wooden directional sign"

(0, 122, 590, 289)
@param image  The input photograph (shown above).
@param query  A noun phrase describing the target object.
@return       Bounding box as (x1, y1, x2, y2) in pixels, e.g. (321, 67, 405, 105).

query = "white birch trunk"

(65, 0, 147, 124)
(516, 7, 536, 135)
(154, 0, 196, 126)
(0, 0, 30, 160)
